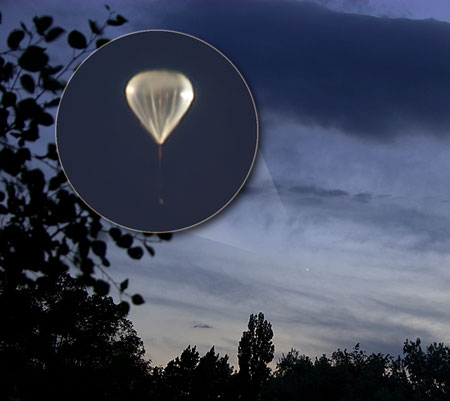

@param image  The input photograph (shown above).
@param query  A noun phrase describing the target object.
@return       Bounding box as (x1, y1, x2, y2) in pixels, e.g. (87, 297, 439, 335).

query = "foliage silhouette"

(151, 345, 233, 401)
(237, 312, 275, 400)
(263, 340, 450, 401)
(0, 273, 151, 401)
(0, 8, 171, 306)
(1, 274, 450, 401)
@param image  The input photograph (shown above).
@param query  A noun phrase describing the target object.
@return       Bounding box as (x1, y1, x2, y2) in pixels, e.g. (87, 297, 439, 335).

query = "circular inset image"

(56, 30, 258, 232)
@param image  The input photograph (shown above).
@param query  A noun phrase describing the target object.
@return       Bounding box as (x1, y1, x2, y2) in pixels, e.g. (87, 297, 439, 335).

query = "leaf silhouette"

(67, 30, 87, 49)
(7, 30, 25, 49)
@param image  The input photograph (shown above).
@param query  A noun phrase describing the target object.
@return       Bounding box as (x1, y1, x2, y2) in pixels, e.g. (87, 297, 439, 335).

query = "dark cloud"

(290, 185, 348, 198)
(243, 182, 368, 202)
(354, 193, 372, 203)
(193, 322, 214, 329)
(141, 1, 450, 140)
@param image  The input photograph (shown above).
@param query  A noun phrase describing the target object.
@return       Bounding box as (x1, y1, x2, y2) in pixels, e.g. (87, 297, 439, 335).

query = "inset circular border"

(56, 29, 259, 233)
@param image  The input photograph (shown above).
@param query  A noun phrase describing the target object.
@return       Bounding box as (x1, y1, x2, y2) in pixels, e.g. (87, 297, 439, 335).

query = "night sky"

(2, 0, 450, 368)
(56, 30, 257, 232)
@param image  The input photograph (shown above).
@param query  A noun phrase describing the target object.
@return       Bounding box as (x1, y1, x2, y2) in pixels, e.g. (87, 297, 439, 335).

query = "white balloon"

(125, 70, 194, 145)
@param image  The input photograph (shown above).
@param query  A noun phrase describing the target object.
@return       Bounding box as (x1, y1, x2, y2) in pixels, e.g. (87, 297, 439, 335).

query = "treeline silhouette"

(1, 273, 450, 400)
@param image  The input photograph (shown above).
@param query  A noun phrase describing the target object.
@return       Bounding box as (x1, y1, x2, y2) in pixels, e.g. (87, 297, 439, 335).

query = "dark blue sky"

(2, 0, 450, 367)
(148, 1, 450, 140)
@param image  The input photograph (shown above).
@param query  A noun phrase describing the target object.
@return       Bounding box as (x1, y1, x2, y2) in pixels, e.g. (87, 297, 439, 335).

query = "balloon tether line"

(158, 144, 164, 206)
(158, 144, 163, 166)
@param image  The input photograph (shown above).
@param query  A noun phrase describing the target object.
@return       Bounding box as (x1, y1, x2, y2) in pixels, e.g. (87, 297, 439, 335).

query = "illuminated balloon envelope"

(125, 70, 194, 145)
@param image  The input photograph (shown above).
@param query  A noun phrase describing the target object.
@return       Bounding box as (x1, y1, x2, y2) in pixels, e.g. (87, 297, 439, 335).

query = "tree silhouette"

(0, 8, 171, 308)
(0, 273, 151, 401)
(262, 339, 450, 401)
(164, 345, 200, 400)
(402, 338, 450, 400)
(191, 346, 233, 401)
(152, 345, 233, 401)
(237, 312, 274, 400)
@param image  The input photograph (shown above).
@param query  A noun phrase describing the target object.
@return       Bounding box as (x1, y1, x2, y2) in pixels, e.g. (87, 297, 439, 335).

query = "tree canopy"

(0, 7, 171, 308)
(238, 312, 275, 400)
(0, 273, 151, 401)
